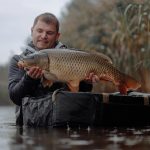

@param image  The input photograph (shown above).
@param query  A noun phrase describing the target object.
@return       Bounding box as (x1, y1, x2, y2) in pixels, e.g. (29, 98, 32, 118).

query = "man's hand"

(18, 61, 43, 79)
(26, 67, 43, 79)
(85, 72, 99, 83)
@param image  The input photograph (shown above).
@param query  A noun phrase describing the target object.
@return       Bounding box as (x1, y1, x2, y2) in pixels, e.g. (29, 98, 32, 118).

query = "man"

(8, 12, 98, 125)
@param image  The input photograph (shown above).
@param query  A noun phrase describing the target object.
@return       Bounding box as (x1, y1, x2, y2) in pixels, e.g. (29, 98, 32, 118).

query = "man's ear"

(56, 32, 60, 40)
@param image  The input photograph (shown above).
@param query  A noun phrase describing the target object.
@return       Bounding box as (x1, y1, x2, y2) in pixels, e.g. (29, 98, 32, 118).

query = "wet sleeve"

(8, 55, 40, 105)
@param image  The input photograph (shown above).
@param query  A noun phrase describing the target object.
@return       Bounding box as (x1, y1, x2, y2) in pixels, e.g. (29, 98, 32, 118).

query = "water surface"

(1, 106, 150, 150)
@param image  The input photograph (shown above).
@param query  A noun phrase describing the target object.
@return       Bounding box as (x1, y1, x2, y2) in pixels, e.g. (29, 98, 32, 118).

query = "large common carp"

(18, 48, 141, 94)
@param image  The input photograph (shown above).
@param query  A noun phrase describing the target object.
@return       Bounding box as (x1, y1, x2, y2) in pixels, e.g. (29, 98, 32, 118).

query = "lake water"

(1, 106, 150, 150)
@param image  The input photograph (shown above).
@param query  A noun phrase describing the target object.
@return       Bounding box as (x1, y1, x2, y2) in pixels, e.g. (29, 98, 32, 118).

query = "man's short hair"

(33, 12, 60, 32)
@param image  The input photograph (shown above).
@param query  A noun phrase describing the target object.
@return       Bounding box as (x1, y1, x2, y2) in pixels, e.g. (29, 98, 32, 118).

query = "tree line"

(60, 0, 150, 92)
(0, 0, 150, 105)
(0, 64, 12, 105)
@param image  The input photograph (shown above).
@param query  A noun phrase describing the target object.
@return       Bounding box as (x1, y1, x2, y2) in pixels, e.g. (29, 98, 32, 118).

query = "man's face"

(31, 20, 60, 50)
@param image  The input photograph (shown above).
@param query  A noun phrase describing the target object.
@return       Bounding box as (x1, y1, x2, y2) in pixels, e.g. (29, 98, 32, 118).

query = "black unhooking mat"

(21, 90, 150, 127)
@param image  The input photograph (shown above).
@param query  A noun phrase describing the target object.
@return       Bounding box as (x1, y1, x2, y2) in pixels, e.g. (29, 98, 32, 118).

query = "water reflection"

(11, 127, 95, 150)
(1, 106, 150, 150)
(9, 126, 150, 150)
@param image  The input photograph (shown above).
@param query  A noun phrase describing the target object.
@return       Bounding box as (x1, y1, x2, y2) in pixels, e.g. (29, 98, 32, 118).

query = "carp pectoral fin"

(118, 84, 127, 95)
(67, 80, 80, 92)
(41, 76, 53, 87)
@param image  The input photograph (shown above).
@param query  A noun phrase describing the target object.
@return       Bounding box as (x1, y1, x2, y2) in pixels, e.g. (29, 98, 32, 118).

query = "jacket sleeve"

(79, 80, 93, 92)
(8, 55, 40, 105)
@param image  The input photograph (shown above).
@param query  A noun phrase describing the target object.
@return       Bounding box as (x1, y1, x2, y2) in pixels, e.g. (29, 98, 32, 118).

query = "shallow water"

(1, 106, 150, 150)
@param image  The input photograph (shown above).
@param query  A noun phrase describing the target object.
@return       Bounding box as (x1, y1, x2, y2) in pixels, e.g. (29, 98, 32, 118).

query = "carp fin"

(64, 48, 113, 64)
(86, 50, 113, 64)
(41, 70, 58, 87)
(117, 74, 141, 95)
(41, 76, 53, 87)
(118, 84, 128, 95)
(67, 80, 80, 92)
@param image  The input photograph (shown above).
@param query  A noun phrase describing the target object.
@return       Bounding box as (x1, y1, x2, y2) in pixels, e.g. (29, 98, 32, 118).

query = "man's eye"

(47, 31, 56, 35)
(37, 29, 43, 33)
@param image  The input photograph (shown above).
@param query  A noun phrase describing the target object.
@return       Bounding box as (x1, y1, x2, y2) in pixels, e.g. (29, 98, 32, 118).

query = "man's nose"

(41, 32, 47, 38)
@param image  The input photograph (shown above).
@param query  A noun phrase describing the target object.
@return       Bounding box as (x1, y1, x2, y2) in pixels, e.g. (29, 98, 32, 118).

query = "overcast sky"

(0, 0, 71, 65)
